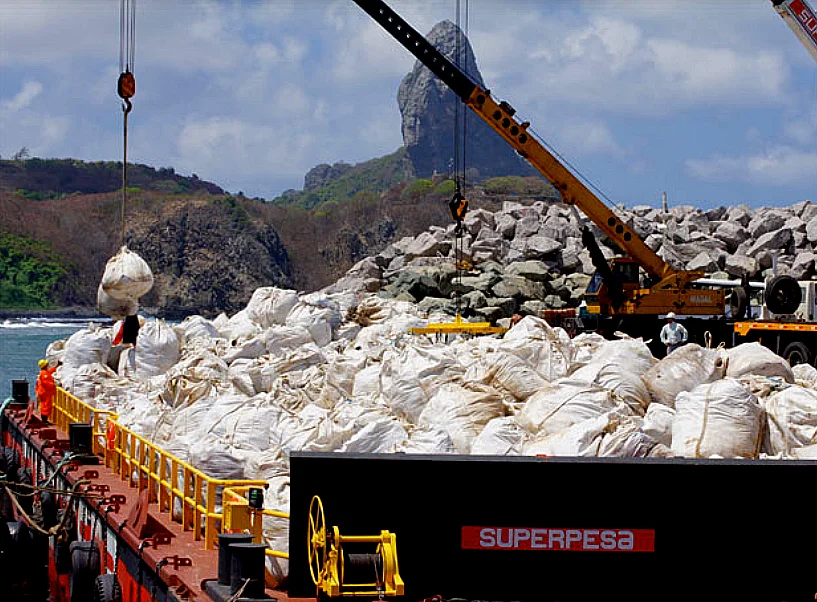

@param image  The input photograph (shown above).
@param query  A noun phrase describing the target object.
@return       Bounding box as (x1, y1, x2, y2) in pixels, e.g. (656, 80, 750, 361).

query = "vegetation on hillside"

(0, 158, 224, 198)
(271, 148, 416, 210)
(482, 175, 559, 198)
(0, 234, 68, 309)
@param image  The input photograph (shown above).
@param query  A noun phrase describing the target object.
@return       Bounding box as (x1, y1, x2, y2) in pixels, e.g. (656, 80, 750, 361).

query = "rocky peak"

(397, 20, 536, 180)
(304, 161, 353, 191)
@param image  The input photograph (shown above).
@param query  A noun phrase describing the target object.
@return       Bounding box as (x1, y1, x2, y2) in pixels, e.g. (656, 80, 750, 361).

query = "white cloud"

(3, 81, 43, 111)
(553, 119, 624, 158)
(686, 146, 817, 186)
(783, 102, 817, 145)
(331, 18, 414, 83)
(175, 117, 312, 181)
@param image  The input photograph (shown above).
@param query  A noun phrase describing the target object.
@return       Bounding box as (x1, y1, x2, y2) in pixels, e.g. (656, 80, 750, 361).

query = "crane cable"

(450, 0, 470, 318)
(117, 0, 136, 248)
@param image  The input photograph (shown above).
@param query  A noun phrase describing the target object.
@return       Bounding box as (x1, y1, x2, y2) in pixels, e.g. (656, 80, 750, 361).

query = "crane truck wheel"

(765, 275, 802, 315)
(783, 341, 811, 367)
(729, 288, 748, 319)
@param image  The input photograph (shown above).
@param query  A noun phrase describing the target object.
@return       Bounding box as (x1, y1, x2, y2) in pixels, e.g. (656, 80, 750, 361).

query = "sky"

(1, 0, 816, 210)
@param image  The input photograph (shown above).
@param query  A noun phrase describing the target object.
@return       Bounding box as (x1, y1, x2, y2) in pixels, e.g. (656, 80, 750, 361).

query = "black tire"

(93, 573, 123, 602)
(70, 540, 101, 602)
(766, 275, 802, 315)
(730, 287, 749, 319)
(3, 448, 20, 482)
(783, 341, 812, 367)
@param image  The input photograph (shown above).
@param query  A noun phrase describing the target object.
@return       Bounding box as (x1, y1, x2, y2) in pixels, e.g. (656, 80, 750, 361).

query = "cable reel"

(308, 495, 404, 598)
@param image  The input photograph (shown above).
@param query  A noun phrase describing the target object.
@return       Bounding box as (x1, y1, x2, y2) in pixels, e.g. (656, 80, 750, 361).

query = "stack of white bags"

(47, 286, 817, 579)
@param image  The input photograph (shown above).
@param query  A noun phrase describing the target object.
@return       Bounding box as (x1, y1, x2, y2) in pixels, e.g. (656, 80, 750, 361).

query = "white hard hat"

(666, 312, 676, 319)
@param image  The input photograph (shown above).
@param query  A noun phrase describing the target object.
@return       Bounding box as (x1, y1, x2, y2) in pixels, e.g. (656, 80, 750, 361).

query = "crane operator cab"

(583, 257, 643, 314)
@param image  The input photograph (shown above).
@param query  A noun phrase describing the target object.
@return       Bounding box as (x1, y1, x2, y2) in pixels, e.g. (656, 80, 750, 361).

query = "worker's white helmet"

(666, 312, 676, 319)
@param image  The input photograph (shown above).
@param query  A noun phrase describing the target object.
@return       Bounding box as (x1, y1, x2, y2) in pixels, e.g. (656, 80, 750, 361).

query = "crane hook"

(117, 70, 135, 115)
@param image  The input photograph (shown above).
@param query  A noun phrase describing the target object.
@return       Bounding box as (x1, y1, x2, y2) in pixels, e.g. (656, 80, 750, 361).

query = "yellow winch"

(308, 495, 404, 598)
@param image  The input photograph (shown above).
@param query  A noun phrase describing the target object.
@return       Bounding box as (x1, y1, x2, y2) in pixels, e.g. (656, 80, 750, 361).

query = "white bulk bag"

(265, 326, 313, 357)
(642, 402, 675, 447)
(523, 410, 618, 457)
(61, 325, 112, 369)
(471, 417, 525, 455)
(418, 382, 505, 454)
(59, 362, 118, 402)
(318, 354, 367, 408)
(643, 344, 728, 408)
(223, 335, 267, 364)
(352, 364, 382, 399)
(218, 309, 260, 343)
(341, 418, 408, 453)
(517, 379, 616, 437)
(792, 363, 817, 388)
(173, 315, 220, 345)
(262, 475, 291, 585)
(101, 246, 153, 300)
(571, 362, 651, 415)
(286, 294, 343, 347)
(499, 316, 572, 380)
(671, 379, 764, 459)
(726, 342, 794, 383)
(97, 284, 138, 320)
(134, 320, 181, 378)
(380, 345, 462, 423)
(188, 436, 246, 480)
(484, 353, 549, 401)
(209, 405, 279, 452)
(246, 287, 299, 328)
(763, 386, 817, 456)
(399, 425, 457, 454)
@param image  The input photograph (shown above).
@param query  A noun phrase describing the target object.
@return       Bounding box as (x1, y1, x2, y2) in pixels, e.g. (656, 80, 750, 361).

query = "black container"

(217, 533, 253, 585)
(229, 542, 266, 598)
(68, 423, 92, 455)
(12, 380, 29, 404)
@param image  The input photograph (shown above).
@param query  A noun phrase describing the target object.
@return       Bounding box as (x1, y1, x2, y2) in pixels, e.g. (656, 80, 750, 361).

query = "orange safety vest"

(36, 365, 57, 417)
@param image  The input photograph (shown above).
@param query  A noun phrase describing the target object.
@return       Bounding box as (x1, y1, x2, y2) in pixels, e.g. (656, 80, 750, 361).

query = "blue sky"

(1, 0, 816, 210)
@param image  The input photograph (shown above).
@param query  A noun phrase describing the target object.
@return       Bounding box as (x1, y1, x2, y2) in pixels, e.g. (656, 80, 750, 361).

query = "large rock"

(492, 276, 545, 300)
(790, 252, 816, 280)
(713, 222, 749, 251)
(747, 229, 792, 257)
(397, 20, 535, 180)
(403, 231, 452, 261)
(523, 236, 561, 259)
(724, 254, 759, 278)
(747, 210, 787, 238)
(505, 260, 550, 282)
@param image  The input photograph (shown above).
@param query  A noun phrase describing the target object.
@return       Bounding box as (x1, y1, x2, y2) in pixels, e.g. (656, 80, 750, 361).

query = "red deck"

(2, 405, 313, 602)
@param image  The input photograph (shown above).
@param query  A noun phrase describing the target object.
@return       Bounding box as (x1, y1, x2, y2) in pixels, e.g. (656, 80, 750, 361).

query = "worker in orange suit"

(35, 359, 57, 424)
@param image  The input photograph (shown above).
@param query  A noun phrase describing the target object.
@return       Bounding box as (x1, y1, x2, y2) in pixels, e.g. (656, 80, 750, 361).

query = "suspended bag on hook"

(101, 246, 153, 300)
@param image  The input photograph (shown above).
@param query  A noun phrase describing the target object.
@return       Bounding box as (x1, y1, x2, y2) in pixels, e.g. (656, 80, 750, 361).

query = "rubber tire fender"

(70, 540, 101, 602)
(766, 275, 802, 315)
(783, 341, 812, 367)
(92, 573, 123, 602)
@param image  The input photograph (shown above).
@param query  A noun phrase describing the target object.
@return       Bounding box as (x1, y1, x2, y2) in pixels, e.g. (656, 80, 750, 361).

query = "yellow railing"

(53, 388, 116, 456)
(52, 388, 288, 556)
(222, 485, 290, 560)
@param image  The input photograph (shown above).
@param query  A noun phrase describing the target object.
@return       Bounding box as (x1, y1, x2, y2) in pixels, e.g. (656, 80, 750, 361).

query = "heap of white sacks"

(45, 287, 817, 578)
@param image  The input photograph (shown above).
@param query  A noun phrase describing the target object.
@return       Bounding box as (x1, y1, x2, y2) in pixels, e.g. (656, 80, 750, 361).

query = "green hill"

(271, 148, 416, 210)
(0, 158, 224, 200)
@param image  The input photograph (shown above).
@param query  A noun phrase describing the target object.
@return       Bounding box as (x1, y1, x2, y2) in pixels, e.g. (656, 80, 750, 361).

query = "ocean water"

(0, 319, 101, 401)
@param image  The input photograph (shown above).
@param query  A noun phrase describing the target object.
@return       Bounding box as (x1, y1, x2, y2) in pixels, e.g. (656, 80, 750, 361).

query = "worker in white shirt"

(660, 312, 688, 355)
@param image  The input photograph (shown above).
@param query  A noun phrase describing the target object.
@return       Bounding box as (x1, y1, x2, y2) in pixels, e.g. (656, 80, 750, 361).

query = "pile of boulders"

(325, 199, 817, 319)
